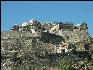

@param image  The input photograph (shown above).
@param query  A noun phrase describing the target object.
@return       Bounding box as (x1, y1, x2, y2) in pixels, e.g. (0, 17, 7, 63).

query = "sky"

(1, 1, 93, 38)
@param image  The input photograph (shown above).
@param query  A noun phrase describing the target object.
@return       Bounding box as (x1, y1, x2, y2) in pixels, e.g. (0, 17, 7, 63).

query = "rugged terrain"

(1, 19, 93, 70)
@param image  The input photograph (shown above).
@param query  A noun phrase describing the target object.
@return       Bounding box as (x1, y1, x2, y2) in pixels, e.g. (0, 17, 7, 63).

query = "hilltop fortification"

(1, 19, 93, 70)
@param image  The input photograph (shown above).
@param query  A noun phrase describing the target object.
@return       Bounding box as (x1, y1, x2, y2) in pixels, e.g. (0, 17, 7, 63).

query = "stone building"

(9, 20, 91, 53)
(10, 24, 19, 31)
(1, 20, 92, 70)
(22, 22, 28, 27)
(49, 24, 59, 34)
(55, 43, 69, 53)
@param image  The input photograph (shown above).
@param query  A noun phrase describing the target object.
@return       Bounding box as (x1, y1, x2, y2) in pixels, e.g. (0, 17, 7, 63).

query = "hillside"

(1, 19, 93, 70)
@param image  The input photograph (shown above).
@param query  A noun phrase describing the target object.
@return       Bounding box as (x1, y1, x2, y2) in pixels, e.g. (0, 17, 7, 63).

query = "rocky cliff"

(1, 20, 93, 70)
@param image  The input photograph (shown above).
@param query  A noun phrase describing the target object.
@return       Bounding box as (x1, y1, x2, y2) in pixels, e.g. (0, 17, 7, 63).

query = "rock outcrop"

(1, 19, 93, 70)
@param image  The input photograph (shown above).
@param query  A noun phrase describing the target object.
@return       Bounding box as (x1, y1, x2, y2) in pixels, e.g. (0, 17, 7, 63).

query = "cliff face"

(1, 20, 92, 70)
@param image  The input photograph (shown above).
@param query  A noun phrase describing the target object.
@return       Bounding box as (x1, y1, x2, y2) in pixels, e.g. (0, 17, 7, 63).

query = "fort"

(1, 19, 93, 70)
(9, 19, 91, 53)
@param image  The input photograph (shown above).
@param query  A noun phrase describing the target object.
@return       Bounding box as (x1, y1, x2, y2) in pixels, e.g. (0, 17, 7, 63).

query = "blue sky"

(1, 1, 93, 38)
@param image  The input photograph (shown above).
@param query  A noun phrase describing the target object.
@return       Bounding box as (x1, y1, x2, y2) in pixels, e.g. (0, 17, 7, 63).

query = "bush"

(58, 56, 72, 70)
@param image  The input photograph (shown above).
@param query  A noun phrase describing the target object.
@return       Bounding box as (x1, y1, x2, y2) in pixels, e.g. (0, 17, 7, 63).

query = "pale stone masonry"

(3, 20, 91, 53)
(1, 19, 92, 70)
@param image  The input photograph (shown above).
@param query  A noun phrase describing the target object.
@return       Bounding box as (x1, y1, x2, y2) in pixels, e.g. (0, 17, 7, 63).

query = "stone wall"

(56, 29, 90, 44)
(1, 21, 93, 70)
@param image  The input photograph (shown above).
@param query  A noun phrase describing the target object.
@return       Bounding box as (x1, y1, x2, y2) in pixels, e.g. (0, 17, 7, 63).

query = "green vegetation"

(58, 40, 93, 70)
(40, 26, 46, 31)
(58, 56, 73, 70)
(23, 25, 31, 31)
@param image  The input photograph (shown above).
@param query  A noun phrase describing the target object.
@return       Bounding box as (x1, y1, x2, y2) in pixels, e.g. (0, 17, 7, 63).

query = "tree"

(23, 25, 31, 31)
